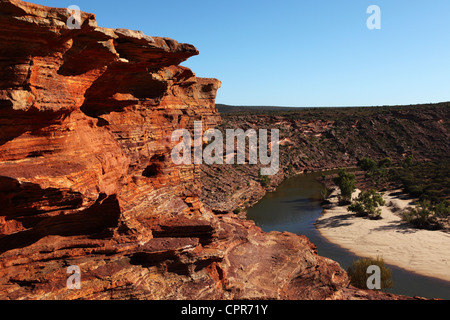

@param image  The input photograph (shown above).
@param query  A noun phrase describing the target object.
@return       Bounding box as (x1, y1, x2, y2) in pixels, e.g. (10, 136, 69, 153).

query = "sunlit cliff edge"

(0, 0, 426, 300)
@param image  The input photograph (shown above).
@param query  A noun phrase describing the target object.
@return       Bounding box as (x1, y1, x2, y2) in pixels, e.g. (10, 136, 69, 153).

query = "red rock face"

(0, 0, 415, 300)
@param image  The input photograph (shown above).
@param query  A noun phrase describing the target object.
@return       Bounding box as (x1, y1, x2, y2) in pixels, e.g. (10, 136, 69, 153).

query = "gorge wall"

(201, 104, 449, 213)
(0, 0, 426, 300)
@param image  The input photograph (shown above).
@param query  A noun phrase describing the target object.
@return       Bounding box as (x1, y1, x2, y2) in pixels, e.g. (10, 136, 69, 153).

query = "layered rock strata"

(201, 105, 450, 213)
(0, 0, 416, 300)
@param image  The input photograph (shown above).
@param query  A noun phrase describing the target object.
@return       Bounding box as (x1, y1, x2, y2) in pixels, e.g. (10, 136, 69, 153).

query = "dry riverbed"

(316, 189, 450, 282)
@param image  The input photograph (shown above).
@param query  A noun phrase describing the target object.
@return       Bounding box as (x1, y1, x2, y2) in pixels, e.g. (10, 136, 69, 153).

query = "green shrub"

(435, 201, 450, 218)
(405, 185, 424, 198)
(378, 157, 393, 168)
(388, 159, 450, 203)
(348, 189, 385, 219)
(333, 170, 356, 204)
(347, 257, 393, 291)
(320, 187, 331, 201)
(403, 155, 415, 168)
(358, 157, 378, 172)
(259, 173, 271, 188)
(287, 164, 294, 175)
(402, 200, 445, 230)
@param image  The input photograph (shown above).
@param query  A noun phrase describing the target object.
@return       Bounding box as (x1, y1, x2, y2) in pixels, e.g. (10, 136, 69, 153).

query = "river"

(246, 171, 450, 300)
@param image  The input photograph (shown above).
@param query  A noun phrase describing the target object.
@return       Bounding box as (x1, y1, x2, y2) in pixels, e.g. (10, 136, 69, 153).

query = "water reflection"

(247, 172, 450, 300)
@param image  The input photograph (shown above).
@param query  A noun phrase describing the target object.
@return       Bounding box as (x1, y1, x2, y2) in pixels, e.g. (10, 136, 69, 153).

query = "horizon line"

(215, 101, 450, 109)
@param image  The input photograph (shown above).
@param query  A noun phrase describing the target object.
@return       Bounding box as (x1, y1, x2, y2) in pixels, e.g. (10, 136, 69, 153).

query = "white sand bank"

(316, 189, 450, 282)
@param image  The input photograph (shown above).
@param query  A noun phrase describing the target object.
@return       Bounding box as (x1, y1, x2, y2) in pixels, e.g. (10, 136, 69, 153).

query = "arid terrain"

(201, 103, 449, 215)
(0, 0, 448, 301)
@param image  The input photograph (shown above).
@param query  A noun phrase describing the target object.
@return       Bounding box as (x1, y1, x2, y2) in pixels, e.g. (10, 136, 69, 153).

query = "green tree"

(348, 189, 386, 219)
(378, 157, 393, 168)
(435, 201, 450, 218)
(403, 155, 415, 168)
(402, 200, 445, 230)
(347, 257, 394, 291)
(358, 157, 377, 172)
(333, 170, 356, 204)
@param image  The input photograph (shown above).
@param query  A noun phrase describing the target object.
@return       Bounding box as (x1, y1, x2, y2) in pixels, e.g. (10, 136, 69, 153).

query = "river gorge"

(0, 0, 448, 300)
(247, 171, 450, 300)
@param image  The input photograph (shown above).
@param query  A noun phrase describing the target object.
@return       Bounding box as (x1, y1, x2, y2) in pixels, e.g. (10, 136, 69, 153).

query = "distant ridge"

(215, 104, 302, 114)
(215, 102, 450, 114)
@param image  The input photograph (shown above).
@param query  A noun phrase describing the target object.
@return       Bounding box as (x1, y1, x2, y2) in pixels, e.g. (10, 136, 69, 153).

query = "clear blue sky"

(32, 0, 450, 107)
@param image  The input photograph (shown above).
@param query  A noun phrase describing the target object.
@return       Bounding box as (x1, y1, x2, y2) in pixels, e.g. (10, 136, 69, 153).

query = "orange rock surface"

(0, 0, 415, 300)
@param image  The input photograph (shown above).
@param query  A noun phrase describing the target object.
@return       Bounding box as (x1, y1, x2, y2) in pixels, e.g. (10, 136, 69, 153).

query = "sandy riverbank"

(316, 189, 450, 282)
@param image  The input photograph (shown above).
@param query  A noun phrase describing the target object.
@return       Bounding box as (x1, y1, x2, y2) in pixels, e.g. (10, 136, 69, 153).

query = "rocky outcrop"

(201, 105, 450, 213)
(0, 0, 418, 300)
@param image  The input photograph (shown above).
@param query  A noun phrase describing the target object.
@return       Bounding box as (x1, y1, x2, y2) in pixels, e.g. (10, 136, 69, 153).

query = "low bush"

(402, 200, 448, 230)
(378, 157, 393, 168)
(347, 257, 394, 291)
(259, 173, 271, 188)
(348, 189, 385, 219)
(358, 157, 377, 172)
(388, 159, 450, 204)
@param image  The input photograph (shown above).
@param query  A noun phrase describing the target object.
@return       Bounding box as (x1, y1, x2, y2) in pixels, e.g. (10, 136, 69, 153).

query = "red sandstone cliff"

(0, 0, 415, 300)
